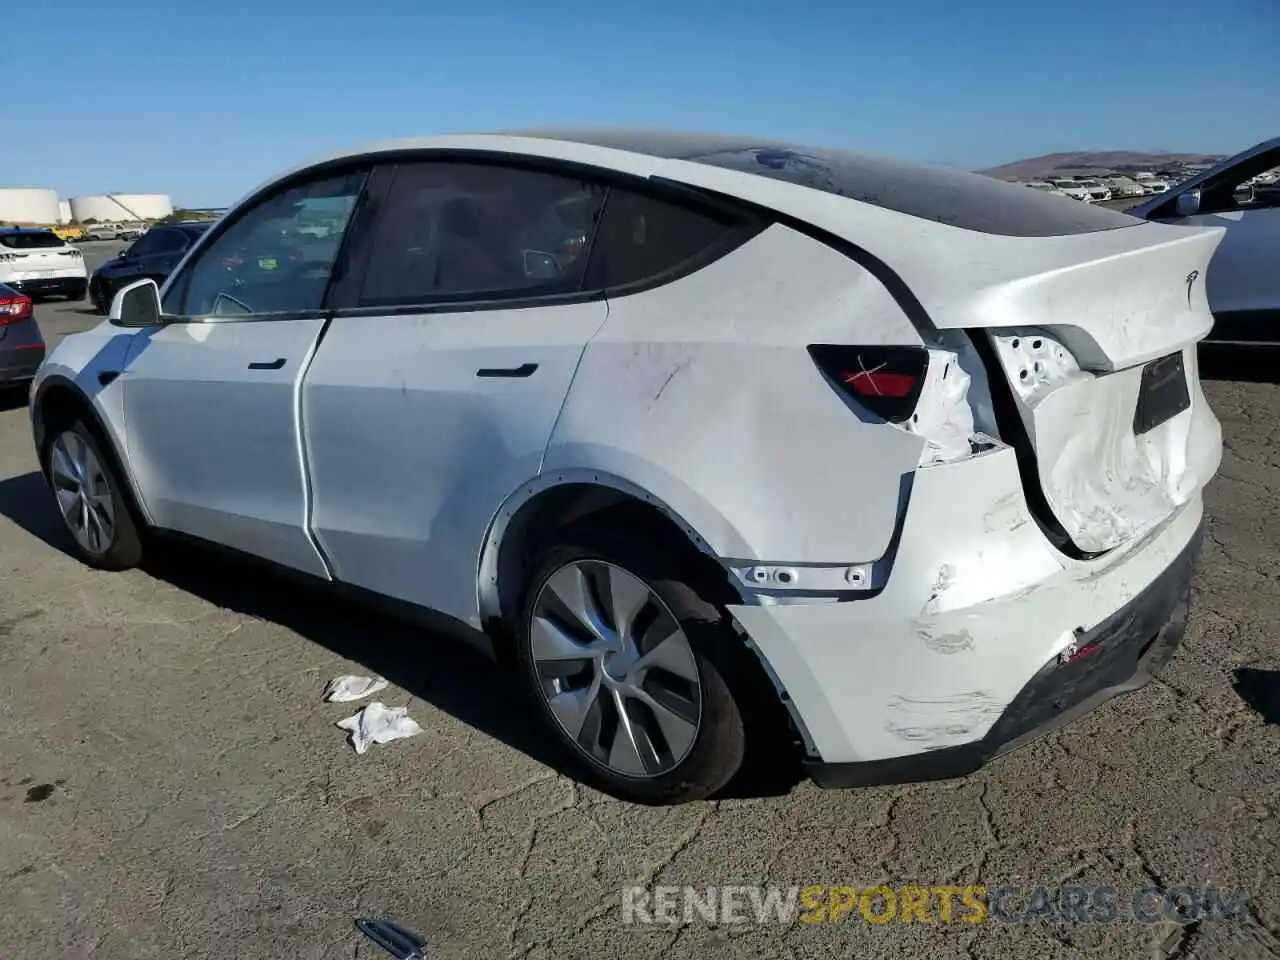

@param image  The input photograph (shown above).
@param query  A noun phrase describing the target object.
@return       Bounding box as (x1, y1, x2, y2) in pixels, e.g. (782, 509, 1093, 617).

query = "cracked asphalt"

(0, 256, 1277, 959)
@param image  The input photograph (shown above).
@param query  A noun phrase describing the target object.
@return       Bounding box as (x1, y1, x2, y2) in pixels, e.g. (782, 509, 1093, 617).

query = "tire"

(40, 417, 144, 570)
(514, 521, 760, 805)
(90, 280, 109, 314)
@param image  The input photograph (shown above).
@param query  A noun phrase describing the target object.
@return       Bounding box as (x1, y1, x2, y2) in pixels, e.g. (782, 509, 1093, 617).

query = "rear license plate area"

(1133, 352, 1190, 435)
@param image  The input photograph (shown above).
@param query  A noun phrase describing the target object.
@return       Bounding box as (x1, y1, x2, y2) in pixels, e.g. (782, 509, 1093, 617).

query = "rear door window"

(583, 189, 743, 290)
(0, 231, 66, 249)
(143, 229, 190, 255)
(356, 161, 607, 307)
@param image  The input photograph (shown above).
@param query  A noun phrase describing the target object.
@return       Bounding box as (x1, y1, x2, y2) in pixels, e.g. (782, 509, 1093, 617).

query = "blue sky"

(7, 0, 1276, 207)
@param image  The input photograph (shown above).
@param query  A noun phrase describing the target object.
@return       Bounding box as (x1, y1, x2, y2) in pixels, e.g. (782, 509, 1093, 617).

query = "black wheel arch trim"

(31, 374, 153, 528)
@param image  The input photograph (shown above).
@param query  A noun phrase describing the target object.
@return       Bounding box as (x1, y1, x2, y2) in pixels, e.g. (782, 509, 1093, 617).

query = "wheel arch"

(477, 470, 749, 633)
(31, 375, 152, 527)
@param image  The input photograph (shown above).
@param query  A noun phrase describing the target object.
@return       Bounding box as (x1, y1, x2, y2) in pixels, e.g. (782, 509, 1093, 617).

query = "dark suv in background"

(89, 222, 212, 313)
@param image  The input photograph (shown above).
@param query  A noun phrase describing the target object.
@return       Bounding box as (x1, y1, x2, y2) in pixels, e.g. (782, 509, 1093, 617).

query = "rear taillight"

(808, 344, 928, 423)
(0, 293, 34, 325)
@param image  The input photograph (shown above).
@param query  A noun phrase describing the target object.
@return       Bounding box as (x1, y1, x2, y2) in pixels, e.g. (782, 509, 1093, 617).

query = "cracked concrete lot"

(1, 289, 1278, 959)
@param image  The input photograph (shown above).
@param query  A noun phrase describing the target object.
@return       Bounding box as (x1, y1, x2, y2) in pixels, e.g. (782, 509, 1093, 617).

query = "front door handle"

(248, 358, 287, 370)
(476, 362, 538, 378)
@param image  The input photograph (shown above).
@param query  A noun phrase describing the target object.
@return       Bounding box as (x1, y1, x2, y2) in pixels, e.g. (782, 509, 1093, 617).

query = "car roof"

(296, 127, 1138, 238)
(0, 227, 55, 235)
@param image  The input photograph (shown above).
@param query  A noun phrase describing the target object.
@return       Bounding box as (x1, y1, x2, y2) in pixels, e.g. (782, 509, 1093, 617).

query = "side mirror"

(1232, 183, 1256, 205)
(522, 249, 562, 280)
(110, 278, 163, 327)
(1174, 190, 1201, 218)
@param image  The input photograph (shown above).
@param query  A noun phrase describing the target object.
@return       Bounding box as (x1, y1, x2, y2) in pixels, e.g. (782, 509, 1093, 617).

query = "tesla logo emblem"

(1185, 270, 1200, 307)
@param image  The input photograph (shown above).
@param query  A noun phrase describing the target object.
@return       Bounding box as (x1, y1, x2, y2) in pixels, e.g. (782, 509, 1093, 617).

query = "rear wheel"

(42, 419, 143, 570)
(515, 523, 755, 805)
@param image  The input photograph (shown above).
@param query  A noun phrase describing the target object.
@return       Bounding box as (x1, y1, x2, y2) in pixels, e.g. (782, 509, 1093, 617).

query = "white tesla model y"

(30, 131, 1224, 804)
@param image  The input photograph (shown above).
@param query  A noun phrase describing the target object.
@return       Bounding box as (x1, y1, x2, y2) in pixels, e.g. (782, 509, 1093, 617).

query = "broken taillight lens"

(808, 344, 928, 423)
(0, 292, 33, 325)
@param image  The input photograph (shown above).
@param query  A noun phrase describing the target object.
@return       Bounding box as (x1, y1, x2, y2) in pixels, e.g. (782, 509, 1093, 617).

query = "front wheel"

(42, 420, 143, 570)
(90, 280, 111, 314)
(515, 525, 753, 805)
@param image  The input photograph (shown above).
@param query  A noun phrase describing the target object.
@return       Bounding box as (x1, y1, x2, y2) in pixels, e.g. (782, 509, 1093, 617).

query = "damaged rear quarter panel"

(728, 441, 1205, 763)
(542, 223, 930, 563)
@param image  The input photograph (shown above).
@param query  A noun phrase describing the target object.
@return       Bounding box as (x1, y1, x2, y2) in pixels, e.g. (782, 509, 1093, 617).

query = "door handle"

(476, 362, 538, 378)
(248, 358, 287, 370)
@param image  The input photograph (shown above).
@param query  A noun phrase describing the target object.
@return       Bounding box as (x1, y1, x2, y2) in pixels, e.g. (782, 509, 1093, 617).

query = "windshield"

(1080, 181, 1103, 189)
(0, 231, 66, 249)
(1028, 183, 1056, 191)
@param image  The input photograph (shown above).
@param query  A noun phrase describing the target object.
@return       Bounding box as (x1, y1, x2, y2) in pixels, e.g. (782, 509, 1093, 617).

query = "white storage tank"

(58, 200, 72, 224)
(0, 188, 61, 225)
(69, 193, 174, 223)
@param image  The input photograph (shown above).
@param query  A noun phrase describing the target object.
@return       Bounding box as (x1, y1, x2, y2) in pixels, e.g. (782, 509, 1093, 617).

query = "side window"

(166, 169, 367, 318)
(147, 229, 189, 255)
(125, 231, 161, 258)
(357, 162, 606, 307)
(583, 189, 740, 290)
(1199, 148, 1280, 215)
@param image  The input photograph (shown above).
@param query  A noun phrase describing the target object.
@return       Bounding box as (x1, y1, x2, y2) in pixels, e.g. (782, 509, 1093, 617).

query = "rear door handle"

(248, 358, 287, 370)
(476, 362, 537, 378)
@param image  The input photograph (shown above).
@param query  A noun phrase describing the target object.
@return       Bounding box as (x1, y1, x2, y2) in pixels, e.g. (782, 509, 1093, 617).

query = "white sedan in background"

(1129, 135, 1280, 347)
(31, 131, 1224, 804)
(1049, 179, 1094, 202)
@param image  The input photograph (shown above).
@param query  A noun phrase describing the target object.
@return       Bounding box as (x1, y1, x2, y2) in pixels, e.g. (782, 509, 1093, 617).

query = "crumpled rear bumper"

(728, 440, 1206, 778)
(803, 524, 1198, 788)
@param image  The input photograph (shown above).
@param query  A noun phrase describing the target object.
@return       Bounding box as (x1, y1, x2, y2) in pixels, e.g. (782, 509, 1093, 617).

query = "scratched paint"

(918, 626, 975, 654)
(884, 690, 1004, 744)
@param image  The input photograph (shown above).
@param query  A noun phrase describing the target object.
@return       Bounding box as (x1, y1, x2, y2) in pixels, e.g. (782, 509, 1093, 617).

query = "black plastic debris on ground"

(355, 918, 427, 959)
(1233, 668, 1280, 725)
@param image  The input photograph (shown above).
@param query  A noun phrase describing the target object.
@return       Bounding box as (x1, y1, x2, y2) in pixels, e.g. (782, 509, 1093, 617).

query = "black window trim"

(159, 160, 376, 325)
(157, 148, 770, 326)
(323, 149, 769, 320)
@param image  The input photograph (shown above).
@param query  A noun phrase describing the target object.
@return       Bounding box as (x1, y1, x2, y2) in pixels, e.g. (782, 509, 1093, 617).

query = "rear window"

(583, 189, 741, 290)
(681, 144, 1141, 236)
(0, 231, 66, 249)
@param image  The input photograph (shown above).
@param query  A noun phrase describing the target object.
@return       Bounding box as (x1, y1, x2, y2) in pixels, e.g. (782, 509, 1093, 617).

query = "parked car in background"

(89, 221, 212, 313)
(0, 228, 88, 300)
(1073, 179, 1112, 202)
(1024, 181, 1062, 195)
(84, 224, 120, 241)
(0, 283, 46, 390)
(1103, 177, 1147, 199)
(1129, 135, 1280, 347)
(1142, 180, 1171, 195)
(1049, 179, 1093, 201)
(53, 224, 86, 242)
(31, 130, 1224, 805)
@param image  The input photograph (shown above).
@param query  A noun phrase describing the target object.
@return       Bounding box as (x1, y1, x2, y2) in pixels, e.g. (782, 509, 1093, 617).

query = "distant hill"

(980, 151, 1225, 180)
